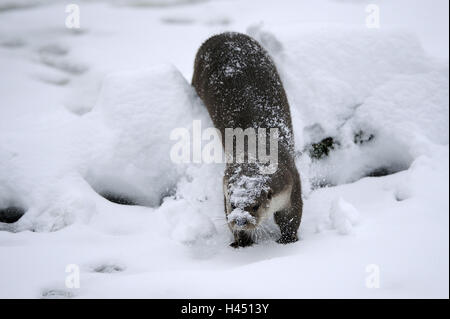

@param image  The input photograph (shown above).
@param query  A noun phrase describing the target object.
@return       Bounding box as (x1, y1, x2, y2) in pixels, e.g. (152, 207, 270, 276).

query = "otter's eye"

(267, 190, 273, 200)
(252, 205, 260, 212)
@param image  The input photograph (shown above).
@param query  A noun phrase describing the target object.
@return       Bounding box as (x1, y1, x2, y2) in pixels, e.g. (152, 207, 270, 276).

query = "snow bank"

(157, 162, 224, 244)
(2, 24, 447, 234)
(0, 64, 205, 230)
(249, 25, 449, 187)
(329, 197, 360, 235)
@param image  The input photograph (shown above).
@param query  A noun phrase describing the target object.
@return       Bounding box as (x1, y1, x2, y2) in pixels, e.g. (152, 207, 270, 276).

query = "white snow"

(329, 197, 360, 235)
(0, 0, 448, 298)
(249, 24, 449, 185)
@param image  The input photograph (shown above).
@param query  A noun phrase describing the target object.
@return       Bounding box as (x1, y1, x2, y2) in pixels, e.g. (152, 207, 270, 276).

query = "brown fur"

(192, 32, 302, 247)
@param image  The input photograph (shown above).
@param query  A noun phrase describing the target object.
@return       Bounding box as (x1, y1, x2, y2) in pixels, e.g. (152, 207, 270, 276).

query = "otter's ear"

(267, 190, 273, 200)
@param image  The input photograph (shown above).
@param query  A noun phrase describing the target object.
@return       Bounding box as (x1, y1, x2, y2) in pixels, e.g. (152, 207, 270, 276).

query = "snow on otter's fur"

(227, 208, 256, 225)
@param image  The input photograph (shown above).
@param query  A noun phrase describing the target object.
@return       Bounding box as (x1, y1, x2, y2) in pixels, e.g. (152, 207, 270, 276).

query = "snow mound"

(329, 197, 360, 235)
(227, 208, 256, 225)
(85, 64, 201, 206)
(227, 165, 270, 208)
(110, 0, 209, 9)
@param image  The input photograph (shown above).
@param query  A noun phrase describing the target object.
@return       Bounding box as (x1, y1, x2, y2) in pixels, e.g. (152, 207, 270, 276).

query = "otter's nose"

(235, 218, 248, 227)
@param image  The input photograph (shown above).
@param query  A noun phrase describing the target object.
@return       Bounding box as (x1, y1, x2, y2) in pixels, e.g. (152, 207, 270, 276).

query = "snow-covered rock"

(0, 0, 448, 299)
(85, 64, 202, 206)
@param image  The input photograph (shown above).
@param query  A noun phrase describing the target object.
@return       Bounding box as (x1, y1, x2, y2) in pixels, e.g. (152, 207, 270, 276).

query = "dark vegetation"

(0, 206, 25, 223)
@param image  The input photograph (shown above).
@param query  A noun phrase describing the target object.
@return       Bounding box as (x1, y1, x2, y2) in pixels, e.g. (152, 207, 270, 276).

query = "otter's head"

(223, 164, 292, 232)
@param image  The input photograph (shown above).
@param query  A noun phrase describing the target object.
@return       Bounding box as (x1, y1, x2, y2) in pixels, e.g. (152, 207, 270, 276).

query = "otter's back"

(192, 32, 294, 151)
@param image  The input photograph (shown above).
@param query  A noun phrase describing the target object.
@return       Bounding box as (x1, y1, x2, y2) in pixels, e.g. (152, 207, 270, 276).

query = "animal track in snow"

(90, 262, 126, 274)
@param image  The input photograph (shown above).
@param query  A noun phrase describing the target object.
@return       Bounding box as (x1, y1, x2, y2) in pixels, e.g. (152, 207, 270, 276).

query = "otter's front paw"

(276, 235, 298, 244)
(230, 241, 240, 248)
(230, 240, 254, 248)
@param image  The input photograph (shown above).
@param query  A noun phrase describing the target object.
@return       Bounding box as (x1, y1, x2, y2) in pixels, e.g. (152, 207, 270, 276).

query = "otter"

(192, 32, 302, 248)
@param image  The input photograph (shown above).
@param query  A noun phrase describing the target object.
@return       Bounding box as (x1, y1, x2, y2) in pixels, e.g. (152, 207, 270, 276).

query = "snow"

(249, 24, 449, 185)
(329, 197, 360, 235)
(227, 208, 256, 225)
(86, 64, 199, 206)
(0, 0, 448, 298)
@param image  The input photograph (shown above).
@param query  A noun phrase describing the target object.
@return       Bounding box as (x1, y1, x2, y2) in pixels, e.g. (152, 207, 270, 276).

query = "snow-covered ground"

(0, 0, 448, 298)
